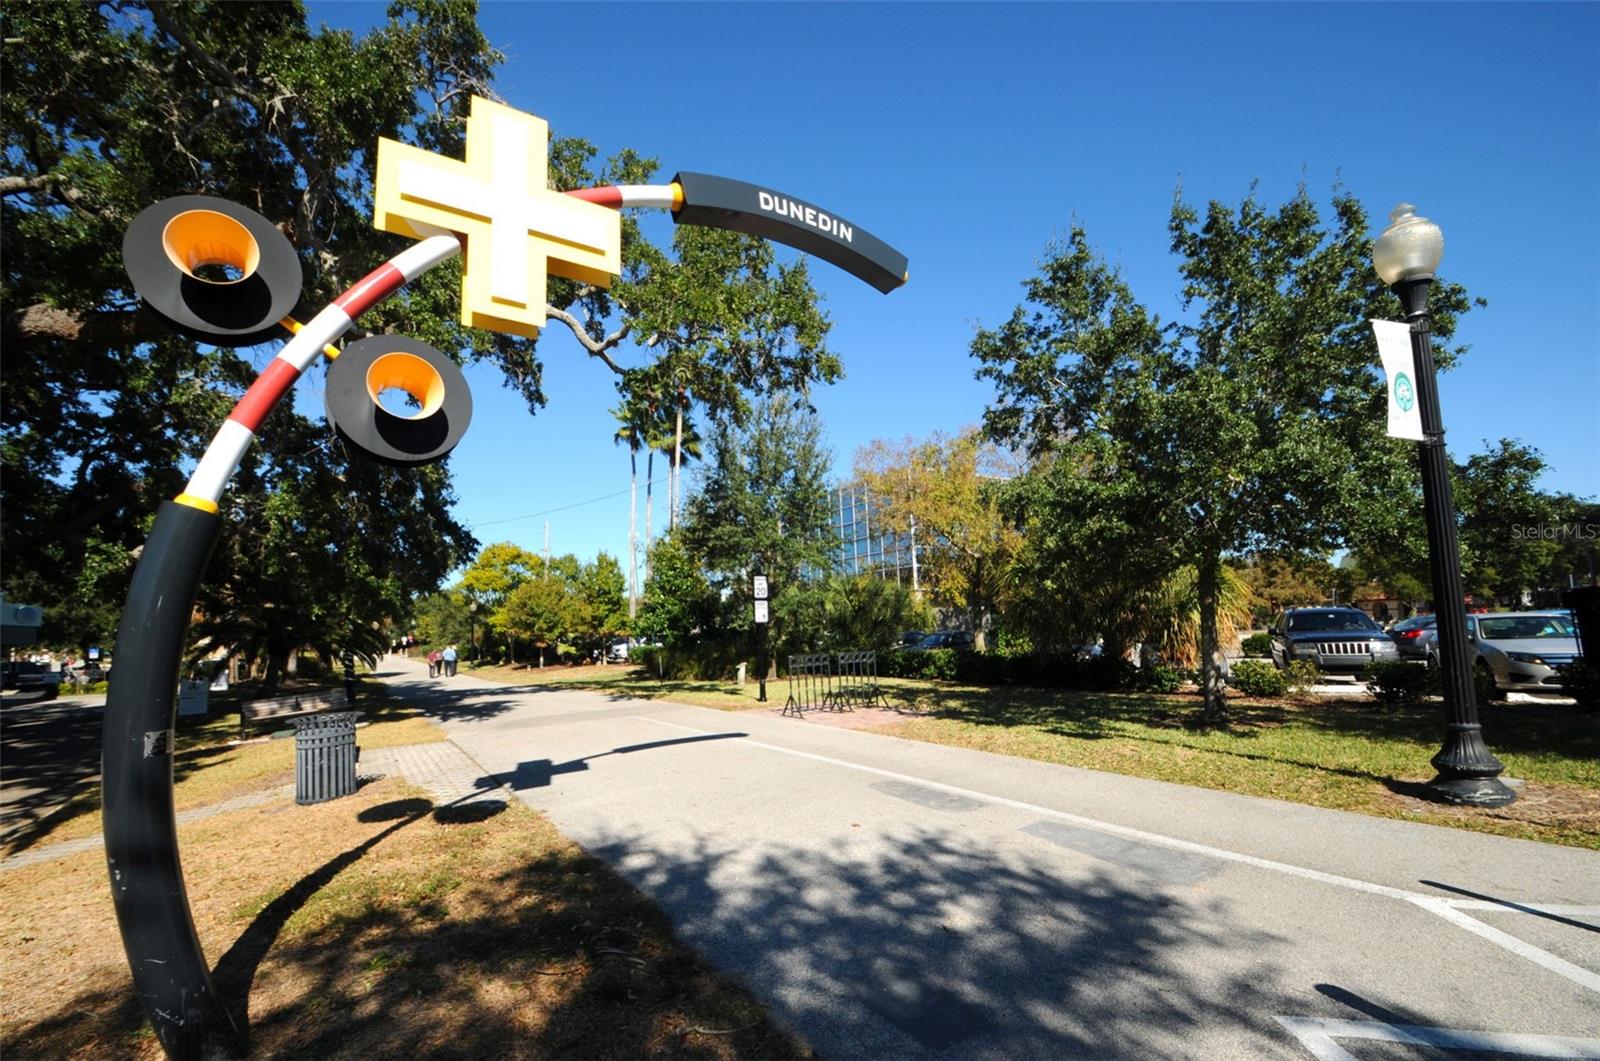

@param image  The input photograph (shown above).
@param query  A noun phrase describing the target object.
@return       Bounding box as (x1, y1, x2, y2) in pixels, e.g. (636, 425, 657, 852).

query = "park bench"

(238, 688, 353, 736)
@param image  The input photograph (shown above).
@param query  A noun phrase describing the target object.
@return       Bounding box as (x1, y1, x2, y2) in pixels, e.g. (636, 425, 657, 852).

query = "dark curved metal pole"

(102, 500, 241, 1058)
(100, 234, 460, 1059)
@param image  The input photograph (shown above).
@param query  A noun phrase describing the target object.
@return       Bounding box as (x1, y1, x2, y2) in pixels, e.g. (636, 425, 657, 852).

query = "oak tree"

(974, 188, 1479, 723)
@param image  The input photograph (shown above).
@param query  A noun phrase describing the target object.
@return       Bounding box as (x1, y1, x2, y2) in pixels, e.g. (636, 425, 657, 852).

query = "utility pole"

(543, 521, 550, 573)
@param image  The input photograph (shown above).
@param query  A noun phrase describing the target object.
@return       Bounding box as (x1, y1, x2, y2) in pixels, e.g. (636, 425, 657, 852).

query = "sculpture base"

(1423, 774, 1518, 807)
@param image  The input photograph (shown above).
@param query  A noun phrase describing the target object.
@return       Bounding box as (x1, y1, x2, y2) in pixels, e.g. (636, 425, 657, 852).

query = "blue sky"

(304, 2, 1599, 573)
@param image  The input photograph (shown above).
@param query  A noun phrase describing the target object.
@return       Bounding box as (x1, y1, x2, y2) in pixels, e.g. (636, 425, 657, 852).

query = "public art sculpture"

(103, 95, 906, 1058)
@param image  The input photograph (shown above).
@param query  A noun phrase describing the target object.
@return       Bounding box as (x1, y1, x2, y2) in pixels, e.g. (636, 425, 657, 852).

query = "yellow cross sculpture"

(373, 96, 621, 339)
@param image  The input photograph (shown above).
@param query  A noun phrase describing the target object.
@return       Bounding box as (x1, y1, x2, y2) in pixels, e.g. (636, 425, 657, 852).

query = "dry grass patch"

(8, 708, 449, 853)
(1, 777, 807, 1059)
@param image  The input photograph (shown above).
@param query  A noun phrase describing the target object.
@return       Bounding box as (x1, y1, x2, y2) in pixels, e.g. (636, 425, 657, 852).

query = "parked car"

(1426, 611, 1579, 699)
(897, 630, 928, 649)
(1386, 613, 1438, 660)
(2, 660, 63, 699)
(608, 638, 660, 663)
(909, 630, 975, 651)
(1268, 607, 1399, 674)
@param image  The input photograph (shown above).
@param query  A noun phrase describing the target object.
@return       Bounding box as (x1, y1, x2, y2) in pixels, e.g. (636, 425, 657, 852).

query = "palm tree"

(656, 403, 704, 533)
(642, 401, 666, 578)
(611, 402, 647, 619)
(1145, 564, 1254, 669)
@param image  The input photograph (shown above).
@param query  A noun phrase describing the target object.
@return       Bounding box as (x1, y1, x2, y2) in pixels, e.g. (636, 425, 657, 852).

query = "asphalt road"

(378, 657, 1600, 1060)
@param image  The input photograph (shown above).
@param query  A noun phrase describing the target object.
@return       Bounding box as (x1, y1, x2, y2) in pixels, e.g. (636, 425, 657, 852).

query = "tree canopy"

(972, 187, 1481, 721)
(854, 430, 1022, 650)
(2, 1, 841, 667)
(2, 0, 499, 667)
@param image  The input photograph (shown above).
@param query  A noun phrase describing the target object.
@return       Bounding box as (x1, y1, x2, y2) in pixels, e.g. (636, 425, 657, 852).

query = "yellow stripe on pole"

(278, 316, 341, 360)
(173, 492, 220, 514)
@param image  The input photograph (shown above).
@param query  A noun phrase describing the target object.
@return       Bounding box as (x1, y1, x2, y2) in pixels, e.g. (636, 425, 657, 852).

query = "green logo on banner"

(1394, 372, 1415, 412)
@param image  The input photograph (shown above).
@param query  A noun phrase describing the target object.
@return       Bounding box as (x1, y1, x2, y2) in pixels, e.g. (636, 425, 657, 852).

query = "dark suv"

(1269, 608, 1399, 674)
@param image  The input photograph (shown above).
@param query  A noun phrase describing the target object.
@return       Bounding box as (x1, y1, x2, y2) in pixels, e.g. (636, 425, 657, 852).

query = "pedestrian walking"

(426, 648, 441, 678)
(443, 644, 458, 677)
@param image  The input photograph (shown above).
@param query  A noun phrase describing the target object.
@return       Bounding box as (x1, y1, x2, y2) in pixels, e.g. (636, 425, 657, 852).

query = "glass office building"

(827, 483, 918, 584)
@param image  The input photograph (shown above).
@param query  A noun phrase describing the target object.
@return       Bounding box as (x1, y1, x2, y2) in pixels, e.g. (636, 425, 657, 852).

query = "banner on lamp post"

(1371, 319, 1425, 441)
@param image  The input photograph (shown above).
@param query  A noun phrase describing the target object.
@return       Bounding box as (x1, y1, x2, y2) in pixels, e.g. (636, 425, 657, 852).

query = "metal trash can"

(292, 711, 360, 805)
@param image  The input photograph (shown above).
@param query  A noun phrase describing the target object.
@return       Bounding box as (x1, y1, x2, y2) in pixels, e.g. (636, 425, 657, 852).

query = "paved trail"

(385, 658, 1599, 1060)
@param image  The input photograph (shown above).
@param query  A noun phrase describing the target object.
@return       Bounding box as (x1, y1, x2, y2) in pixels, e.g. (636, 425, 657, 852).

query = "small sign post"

(752, 563, 770, 702)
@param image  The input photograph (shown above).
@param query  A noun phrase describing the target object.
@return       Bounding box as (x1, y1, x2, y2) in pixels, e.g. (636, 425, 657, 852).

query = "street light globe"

(1373, 202, 1444, 285)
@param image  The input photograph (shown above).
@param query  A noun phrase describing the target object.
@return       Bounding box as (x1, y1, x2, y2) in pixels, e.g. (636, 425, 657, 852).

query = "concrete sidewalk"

(378, 657, 1600, 1060)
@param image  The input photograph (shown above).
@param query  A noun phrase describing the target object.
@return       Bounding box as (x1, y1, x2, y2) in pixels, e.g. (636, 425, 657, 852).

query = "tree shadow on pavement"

(7, 794, 1329, 1059)
(571, 824, 1306, 1059)
(384, 689, 522, 724)
(1, 702, 106, 856)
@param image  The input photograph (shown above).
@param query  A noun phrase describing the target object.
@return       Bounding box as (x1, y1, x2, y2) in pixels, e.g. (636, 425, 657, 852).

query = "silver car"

(1386, 613, 1437, 661)
(1427, 612, 1579, 698)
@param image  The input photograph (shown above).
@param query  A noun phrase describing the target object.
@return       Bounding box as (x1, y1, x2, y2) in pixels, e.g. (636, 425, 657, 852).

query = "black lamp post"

(1372, 203, 1514, 807)
(468, 600, 478, 661)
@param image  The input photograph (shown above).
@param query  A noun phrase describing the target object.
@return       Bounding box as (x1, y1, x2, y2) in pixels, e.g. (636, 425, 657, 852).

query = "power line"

(469, 474, 669, 528)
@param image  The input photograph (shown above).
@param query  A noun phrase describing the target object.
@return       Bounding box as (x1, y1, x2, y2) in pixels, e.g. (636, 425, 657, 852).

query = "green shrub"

(634, 644, 665, 677)
(877, 646, 1142, 691)
(634, 640, 754, 681)
(881, 648, 959, 681)
(1240, 633, 1272, 658)
(1136, 663, 1185, 694)
(1284, 660, 1321, 696)
(1230, 659, 1288, 697)
(1363, 659, 1437, 706)
(1077, 654, 1138, 691)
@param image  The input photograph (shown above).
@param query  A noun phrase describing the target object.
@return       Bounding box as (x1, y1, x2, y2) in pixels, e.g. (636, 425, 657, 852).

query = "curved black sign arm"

(671, 172, 908, 294)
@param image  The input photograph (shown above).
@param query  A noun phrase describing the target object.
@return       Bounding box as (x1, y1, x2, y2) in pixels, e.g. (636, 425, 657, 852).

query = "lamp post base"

(1423, 774, 1518, 807)
(1424, 722, 1517, 807)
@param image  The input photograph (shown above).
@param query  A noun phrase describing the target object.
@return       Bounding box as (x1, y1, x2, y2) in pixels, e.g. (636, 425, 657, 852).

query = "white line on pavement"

(1444, 900, 1600, 917)
(1273, 1016, 1600, 1059)
(633, 714, 1600, 995)
(1412, 898, 1600, 994)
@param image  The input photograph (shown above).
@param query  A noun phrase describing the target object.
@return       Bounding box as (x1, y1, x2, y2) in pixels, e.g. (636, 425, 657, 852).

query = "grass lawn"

(463, 661, 1599, 850)
(4, 681, 446, 855)
(2, 770, 807, 1058)
(876, 682, 1600, 849)
(465, 659, 764, 712)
